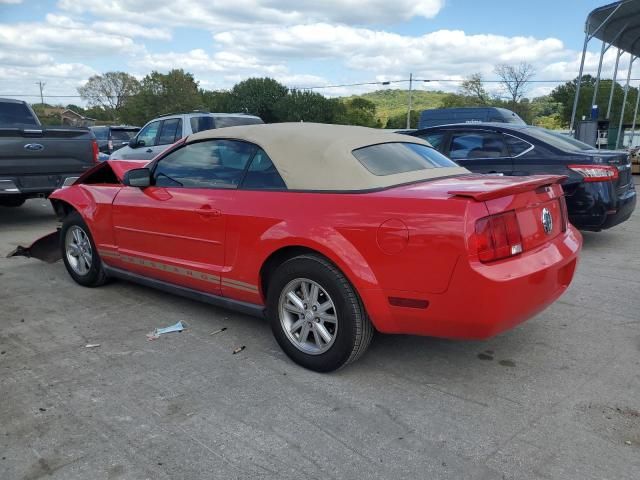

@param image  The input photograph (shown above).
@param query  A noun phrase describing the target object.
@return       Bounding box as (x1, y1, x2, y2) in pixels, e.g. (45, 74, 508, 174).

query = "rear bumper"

(566, 181, 636, 231)
(0, 174, 82, 198)
(361, 225, 582, 339)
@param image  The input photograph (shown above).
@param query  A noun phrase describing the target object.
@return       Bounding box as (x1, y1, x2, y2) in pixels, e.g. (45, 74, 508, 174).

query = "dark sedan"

(409, 123, 636, 231)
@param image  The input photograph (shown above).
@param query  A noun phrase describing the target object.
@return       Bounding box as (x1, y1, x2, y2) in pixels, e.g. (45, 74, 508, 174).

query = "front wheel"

(267, 255, 374, 372)
(60, 212, 108, 287)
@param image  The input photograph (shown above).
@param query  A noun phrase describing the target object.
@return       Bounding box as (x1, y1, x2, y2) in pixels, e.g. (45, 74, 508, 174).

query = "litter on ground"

(147, 321, 187, 341)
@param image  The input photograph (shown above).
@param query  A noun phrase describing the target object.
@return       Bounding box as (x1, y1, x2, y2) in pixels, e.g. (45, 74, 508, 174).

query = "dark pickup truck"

(0, 98, 98, 207)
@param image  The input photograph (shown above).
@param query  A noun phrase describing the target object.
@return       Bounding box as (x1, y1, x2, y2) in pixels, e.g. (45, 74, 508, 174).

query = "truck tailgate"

(0, 128, 95, 177)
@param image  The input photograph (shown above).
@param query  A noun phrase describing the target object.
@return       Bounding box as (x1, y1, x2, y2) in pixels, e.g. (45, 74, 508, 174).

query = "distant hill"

(341, 89, 449, 126)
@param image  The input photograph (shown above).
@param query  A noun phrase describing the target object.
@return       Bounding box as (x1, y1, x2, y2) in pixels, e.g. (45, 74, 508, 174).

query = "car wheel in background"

(267, 254, 374, 372)
(60, 211, 108, 287)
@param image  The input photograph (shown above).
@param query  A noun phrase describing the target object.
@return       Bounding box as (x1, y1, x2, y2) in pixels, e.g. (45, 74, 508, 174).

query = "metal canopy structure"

(570, 0, 640, 148)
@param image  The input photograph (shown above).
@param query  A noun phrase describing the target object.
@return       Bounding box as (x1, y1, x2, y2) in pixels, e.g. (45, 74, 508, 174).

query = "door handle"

(197, 206, 222, 217)
(146, 148, 153, 153)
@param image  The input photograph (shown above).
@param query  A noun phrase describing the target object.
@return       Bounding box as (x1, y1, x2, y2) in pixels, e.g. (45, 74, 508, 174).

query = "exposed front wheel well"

(50, 199, 77, 221)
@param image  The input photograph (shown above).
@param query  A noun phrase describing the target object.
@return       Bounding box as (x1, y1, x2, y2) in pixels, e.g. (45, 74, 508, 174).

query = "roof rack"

(157, 110, 212, 118)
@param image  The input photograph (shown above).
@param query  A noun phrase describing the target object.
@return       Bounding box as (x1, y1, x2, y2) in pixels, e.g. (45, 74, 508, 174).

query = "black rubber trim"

(103, 264, 266, 318)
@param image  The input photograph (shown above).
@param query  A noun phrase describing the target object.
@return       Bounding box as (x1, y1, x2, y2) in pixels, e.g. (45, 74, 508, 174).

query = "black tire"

(0, 197, 26, 207)
(266, 254, 374, 372)
(60, 211, 108, 287)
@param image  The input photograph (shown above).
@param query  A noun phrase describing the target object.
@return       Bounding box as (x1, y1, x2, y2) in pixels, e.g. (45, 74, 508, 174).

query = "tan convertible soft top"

(187, 122, 468, 191)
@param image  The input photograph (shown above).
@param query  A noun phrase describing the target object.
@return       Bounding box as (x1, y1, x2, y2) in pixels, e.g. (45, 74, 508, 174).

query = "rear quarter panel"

(224, 189, 474, 308)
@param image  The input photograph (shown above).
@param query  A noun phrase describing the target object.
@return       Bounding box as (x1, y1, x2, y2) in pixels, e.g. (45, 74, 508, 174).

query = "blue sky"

(0, 0, 623, 103)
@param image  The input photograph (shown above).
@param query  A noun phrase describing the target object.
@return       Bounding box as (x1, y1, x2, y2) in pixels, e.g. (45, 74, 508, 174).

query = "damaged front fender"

(7, 230, 61, 263)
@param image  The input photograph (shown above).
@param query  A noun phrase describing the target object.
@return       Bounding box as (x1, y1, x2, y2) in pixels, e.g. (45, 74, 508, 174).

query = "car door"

(444, 130, 514, 175)
(111, 139, 257, 294)
(505, 133, 556, 177)
(120, 120, 161, 160)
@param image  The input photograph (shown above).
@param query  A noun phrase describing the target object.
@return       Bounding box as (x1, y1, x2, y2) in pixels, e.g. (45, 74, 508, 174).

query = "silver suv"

(110, 111, 263, 160)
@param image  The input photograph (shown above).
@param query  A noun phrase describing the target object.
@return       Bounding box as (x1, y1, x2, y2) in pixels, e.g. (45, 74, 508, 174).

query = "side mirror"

(123, 168, 151, 188)
(129, 139, 145, 148)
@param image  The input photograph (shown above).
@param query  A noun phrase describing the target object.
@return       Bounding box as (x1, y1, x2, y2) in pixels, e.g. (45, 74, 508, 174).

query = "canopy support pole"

(607, 49, 624, 119)
(616, 54, 637, 149)
(571, 2, 623, 135)
(570, 32, 590, 134)
(592, 40, 608, 108)
(629, 82, 640, 148)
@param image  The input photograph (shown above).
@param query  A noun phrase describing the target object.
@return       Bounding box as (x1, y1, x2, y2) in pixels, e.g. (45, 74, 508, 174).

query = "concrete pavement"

(1, 185, 639, 480)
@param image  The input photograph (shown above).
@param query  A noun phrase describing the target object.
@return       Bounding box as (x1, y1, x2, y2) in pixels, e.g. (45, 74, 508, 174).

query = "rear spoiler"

(448, 175, 567, 202)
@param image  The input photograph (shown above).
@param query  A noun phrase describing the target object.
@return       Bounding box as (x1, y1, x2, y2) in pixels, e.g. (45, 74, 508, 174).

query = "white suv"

(110, 112, 263, 160)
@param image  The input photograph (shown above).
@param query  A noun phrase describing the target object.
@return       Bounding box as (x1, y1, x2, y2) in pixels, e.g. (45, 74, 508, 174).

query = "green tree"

(229, 77, 288, 123)
(385, 110, 419, 129)
(336, 97, 379, 127)
(549, 75, 638, 128)
(200, 89, 235, 113)
(78, 71, 140, 121)
(120, 69, 202, 125)
(460, 73, 489, 105)
(273, 90, 343, 123)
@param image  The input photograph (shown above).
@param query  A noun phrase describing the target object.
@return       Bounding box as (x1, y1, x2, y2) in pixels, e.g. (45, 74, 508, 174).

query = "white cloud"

(57, 0, 445, 27)
(92, 21, 172, 40)
(0, 15, 136, 57)
(213, 24, 569, 82)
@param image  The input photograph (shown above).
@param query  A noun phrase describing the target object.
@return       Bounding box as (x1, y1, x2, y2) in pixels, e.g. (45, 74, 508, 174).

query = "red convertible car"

(31, 123, 580, 371)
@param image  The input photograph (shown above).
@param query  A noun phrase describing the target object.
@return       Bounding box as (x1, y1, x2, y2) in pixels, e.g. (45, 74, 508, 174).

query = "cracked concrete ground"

(1, 181, 639, 480)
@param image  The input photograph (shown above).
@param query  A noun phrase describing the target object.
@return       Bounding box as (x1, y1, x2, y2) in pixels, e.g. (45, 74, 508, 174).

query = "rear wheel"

(60, 212, 108, 287)
(267, 254, 373, 372)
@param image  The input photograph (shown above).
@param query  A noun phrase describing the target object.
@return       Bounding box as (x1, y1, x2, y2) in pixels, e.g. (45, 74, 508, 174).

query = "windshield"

(524, 127, 594, 152)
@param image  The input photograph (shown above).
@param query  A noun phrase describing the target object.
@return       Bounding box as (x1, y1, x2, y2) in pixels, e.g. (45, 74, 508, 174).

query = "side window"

(504, 135, 533, 157)
(137, 121, 160, 147)
(448, 132, 507, 160)
(190, 116, 215, 134)
(153, 140, 256, 189)
(241, 149, 286, 190)
(421, 132, 446, 151)
(157, 118, 182, 145)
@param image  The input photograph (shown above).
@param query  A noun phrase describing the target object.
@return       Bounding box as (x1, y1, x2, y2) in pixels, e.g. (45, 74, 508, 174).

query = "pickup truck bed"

(0, 98, 97, 207)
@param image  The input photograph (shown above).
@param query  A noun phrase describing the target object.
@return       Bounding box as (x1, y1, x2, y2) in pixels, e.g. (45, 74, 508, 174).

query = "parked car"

(0, 98, 98, 207)
(90, 125, 140, 155)
(22, 124, 580, 371)
(110, 111, 263, 161)
(418, 107, 525, 129)
(409, 123, 637, 231)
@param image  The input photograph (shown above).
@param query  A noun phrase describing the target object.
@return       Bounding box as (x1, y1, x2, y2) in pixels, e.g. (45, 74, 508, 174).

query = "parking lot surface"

(1, 183, 639, 480)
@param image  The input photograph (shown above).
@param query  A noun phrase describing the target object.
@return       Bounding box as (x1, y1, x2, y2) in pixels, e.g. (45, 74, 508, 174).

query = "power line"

(5, 76, 640, 99)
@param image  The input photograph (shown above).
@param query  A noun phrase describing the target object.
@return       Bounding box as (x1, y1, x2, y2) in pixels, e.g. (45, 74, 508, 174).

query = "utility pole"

(36, 81, 46, 106)
(406, 73, 413, 129)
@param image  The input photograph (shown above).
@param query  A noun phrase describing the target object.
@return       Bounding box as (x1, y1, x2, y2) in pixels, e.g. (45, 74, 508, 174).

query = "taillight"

(474, 210, 523, 263)
(108, 139, 113, 152)
(91, 139, 99, 164)
(568, 164, 618, 182)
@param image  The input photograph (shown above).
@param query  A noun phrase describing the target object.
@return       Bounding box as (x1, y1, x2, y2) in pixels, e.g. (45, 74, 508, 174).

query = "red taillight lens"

(568, 164, 618, 182)
(91, 139, 99, 164)
(474, 210, 523, 263)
